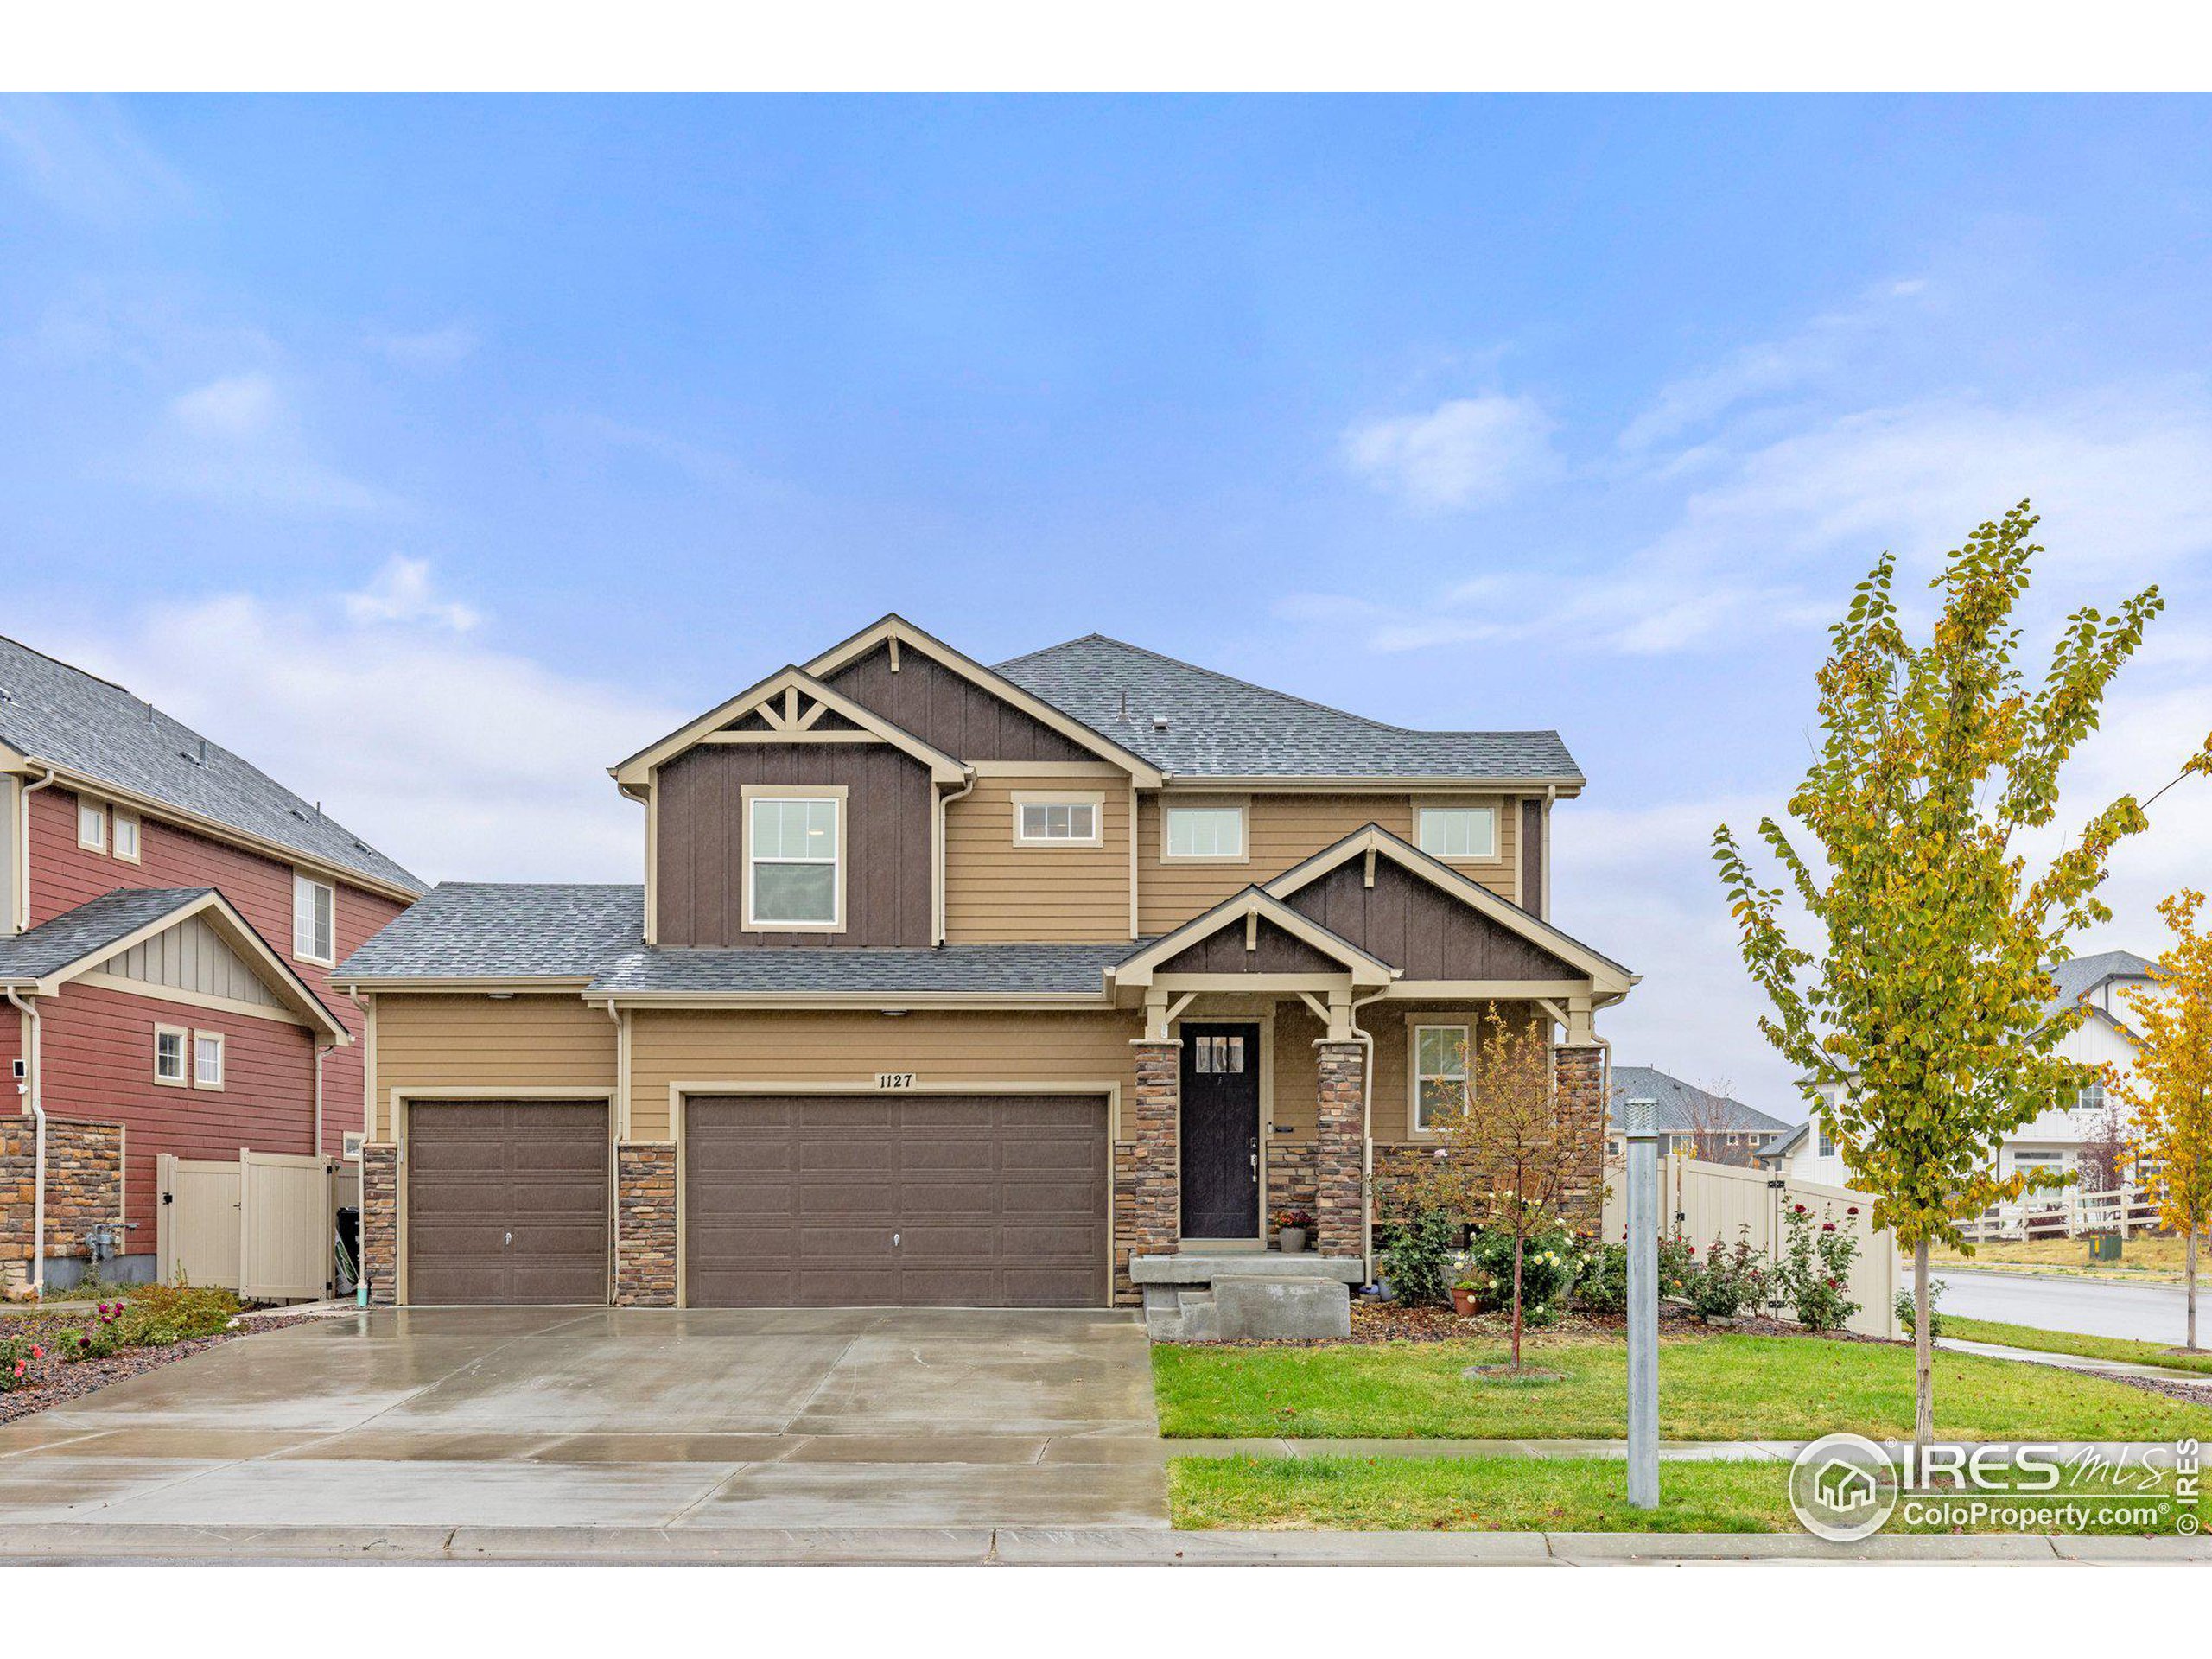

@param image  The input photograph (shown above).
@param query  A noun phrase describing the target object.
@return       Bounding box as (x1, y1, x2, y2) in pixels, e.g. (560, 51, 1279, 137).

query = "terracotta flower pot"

(1450, 1287, 1480, 1316)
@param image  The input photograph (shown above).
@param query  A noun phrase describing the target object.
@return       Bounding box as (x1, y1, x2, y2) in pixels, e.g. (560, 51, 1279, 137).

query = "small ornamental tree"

(2117, 889, 2212, 1352)
(1713, 502, 2210, 1447)
(1396, 1007, 1601, 1369)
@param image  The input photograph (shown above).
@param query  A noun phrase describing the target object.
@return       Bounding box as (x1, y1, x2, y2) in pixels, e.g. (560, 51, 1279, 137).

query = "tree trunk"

(2189, 1228, 2201, 1353)
(1913, 1238, 1935, 1452)
(1510, 1230, 1526, 1370)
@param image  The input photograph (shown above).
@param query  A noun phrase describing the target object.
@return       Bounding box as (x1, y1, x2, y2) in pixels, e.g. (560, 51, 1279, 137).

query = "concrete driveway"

(0, 1306, 1168, 1530)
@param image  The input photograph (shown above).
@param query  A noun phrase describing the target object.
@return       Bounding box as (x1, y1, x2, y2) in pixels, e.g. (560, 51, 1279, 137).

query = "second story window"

(1163, 801, 1246, 861)
(1417, 804, 1497, 861)
(77, 798, 106, 852)
(747, 793, 842, 929)
(1014, 794, 1103, 847)
(294, 874, 336, 964)
(1816, 1122, 1836, 1159)
(193, 1030, 226, 1090)
(154, 1026, 188, 1086)
(111, 810, 141, 863)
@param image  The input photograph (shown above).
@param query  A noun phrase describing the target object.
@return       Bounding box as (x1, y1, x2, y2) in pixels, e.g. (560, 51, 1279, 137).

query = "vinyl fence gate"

(156, 1149, 350, 1302)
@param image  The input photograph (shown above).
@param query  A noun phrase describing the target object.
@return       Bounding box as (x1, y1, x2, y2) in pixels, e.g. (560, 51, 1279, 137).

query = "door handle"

(504, 1230, 512, 1249)
(893, 1232, 901, 1248)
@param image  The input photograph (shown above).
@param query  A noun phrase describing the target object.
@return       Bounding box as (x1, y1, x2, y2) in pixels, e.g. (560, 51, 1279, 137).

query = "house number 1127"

(875, 1073, 916, 1090)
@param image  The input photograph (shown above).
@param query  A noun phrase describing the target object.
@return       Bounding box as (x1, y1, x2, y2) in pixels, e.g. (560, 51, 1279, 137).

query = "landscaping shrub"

(1771, 1201, 1863, 1332)
(1573, 1242, 1628, 1314)
(1378, 1210, 1462, 1306)
(1896, 1280, 1946, 1338)
(1656, 1228, 1697, 1299)
(117, 1282, 238, 1342)
(1461, 1222, 1586, 1326)
(0, 1333, 47, 1391)
(1684, 1228, 1767, 1320)
(64, 1302, 130, 1363)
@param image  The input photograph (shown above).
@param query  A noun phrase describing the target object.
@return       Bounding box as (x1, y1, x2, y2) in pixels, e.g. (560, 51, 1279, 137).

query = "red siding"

(37, 979, 318, 1259)
(25, 785, 406, 1156)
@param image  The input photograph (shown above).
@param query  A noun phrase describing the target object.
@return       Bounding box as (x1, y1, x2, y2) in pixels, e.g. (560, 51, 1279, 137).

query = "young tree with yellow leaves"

(1713, 502, 2210, 1448)
(2117, 889, 2212, 1352)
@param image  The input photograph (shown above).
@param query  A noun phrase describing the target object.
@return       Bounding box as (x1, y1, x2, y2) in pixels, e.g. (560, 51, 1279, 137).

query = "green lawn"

(1168, 1453, 2192, 1535)
(1151, 1332, 2212, 1442)
(1945, 1317, 2212, 1378)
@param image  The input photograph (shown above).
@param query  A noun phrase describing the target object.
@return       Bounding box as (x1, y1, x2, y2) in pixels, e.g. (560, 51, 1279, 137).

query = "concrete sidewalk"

(1939, 1335, 2212, 1388)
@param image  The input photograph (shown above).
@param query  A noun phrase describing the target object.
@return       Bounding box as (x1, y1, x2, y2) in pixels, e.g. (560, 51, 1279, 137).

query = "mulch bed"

(0, 1310, 314, 1425)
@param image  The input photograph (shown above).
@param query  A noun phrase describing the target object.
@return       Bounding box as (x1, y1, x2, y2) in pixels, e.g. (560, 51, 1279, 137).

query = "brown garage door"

(683, 1094, 1107, 1308)
(406, 1101, 609, 1305)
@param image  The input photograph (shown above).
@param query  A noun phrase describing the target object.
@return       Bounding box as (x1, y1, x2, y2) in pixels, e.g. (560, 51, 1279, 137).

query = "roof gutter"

(7, 988, 45, 1298)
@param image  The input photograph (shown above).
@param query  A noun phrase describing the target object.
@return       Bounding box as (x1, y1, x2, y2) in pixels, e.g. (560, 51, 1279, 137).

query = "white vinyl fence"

(1959, 1184, 2162, 1242)
(157, 1149, 349, 1302)
(1603, 1154, 1901, 1340)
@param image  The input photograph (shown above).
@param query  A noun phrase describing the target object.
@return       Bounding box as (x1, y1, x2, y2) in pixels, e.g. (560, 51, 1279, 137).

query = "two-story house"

(336, 617, 1635, 1313)
(1604, 1066, 1791, 1166)
(1, 636, 423, 1293)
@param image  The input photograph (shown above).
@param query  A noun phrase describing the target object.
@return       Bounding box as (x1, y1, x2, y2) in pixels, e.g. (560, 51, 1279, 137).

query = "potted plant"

(1449, 1260, 1483, 1317)
(1273, 1207, 1314, 1255)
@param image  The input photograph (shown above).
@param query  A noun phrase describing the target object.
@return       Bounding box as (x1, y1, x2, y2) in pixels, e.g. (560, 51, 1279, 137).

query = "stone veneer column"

(614, 1142, 677, 1306)
(1551, 1044, 1608, 1229)
(1314, 1040, 1366, 1259)
(1116, 1039, 1181, 1303)
(360, 1144, 398, 1305)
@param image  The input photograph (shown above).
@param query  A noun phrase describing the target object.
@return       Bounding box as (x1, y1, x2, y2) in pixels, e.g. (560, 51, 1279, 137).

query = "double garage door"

(404, 1094, 1106, 1308)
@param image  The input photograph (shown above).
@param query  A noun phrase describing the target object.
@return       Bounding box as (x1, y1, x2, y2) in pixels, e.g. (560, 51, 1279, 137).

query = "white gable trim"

(1111, 886, 1396, 989)
(611, 664, 969, 787)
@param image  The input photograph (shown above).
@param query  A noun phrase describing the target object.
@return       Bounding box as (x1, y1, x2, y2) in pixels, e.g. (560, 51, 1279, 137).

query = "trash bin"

(2088, 1232, 2122, 1263)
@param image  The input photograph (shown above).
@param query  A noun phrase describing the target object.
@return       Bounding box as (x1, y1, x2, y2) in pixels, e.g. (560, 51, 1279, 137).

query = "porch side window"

(1413, 1024, 1470, 1134)
(748, 796, 840, 927)
(1164, 804, 1244, 861)
(1417, 805, 1496, 861)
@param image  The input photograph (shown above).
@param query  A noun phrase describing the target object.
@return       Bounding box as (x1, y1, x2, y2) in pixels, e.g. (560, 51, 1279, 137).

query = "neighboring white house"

(1758, 950, 2158, 1191)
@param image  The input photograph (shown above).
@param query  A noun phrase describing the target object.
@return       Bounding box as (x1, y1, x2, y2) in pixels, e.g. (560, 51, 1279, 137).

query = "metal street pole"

(1624, 1095, 1659, 1510)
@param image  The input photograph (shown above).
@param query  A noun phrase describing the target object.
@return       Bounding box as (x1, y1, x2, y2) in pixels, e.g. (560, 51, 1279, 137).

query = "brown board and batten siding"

(1281, 855, 1577, 981)
(1135, 793, 1519, 936)
(1521, 798, 1545, 919)
(823, 642, 1098, 763)
(368, 994, 618, 1141)
(653, 741, 933, 948)
(943, 775, 1131, 943)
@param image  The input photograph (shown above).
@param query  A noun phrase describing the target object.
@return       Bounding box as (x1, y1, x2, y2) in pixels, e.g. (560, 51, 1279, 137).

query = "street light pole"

(1624, 1095, 1659, 1510)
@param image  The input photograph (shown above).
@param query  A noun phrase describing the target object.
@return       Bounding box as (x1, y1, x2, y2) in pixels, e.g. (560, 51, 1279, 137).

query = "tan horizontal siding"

(944, 778, 1132, 943)
(1137, 793, 1520, 936)
(628, 1008, 1142, 1141)
(369, 993, 617, 1138)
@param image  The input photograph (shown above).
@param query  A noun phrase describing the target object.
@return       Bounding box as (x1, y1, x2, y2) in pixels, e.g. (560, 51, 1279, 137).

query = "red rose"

(1821, 1222, 1836, 1232)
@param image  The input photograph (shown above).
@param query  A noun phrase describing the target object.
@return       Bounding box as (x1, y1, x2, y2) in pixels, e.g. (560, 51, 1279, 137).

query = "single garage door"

(406, 1101, 609, 1305)
(683, 1094, 1108, 1308)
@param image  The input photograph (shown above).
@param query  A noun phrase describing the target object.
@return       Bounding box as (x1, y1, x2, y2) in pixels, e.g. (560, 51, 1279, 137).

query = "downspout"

(17, 768, 57, 933)
(7, 988, 44, 1299)
(933, 775, 976, 946)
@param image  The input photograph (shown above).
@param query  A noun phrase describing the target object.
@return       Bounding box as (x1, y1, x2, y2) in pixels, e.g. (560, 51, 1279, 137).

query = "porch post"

(360, 1143, 398, 1306)
(1551, 1038, 1608, 1229)
(1119, 1038, 1181, 1300)
(1314, 1039, 1365, 1259)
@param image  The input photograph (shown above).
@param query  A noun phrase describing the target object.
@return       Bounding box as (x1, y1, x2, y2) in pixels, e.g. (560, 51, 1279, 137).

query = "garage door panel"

(407, 1101, 608, 1306)
(683, 1094, 1105, 1307)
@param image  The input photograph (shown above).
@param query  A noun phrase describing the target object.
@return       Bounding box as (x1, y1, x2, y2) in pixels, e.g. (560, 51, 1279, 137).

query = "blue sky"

(6, 94, 2211, 1114)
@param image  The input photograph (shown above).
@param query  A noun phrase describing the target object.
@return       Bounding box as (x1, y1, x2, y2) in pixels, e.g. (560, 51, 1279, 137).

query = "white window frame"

(192, 1029, 226, 1092)
(1011, 791, 1105, 849)
(1160, 796, 1249, 864)
(153, 1024, 188, 1088)
(1409, 1021, 1471, 1138)
(1816, 1123, 1836, 1159)
(1414, 799, 1503, 863)
(293, 873, 336, 965)
(741, 784, 848, 933)
(77, 798, 107, 852)
(111, 809, 142, 864)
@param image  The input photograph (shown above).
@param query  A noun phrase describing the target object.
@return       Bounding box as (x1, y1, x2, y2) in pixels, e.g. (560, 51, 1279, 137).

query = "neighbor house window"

(294, 874, 335, 963)
(77, 798, 106, 851)
(1413, 1024, 1470, 1135)
(1816, 1123, 1836, 1159)
(1163, 802, 1245, 861)
(111, 810, 140, 862)
(193, 1030, 225, 1090)
(154, 1026, 188, 1087)
(2077, 1079, 2107, 1114)
(747, 794, 842, 928)
(1014, 794, 1103, 847)
(1417, 805, 1497, 861)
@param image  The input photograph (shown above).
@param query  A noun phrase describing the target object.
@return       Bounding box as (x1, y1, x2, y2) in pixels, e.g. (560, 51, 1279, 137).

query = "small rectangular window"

(1014, 798, 1102, 845)
(1417, 805, 1497, 861)
(111, 810, 141, 863)
(1816, 1123, 1836, 1159)
(747, 795, 840, 927)
(1164, 804, 1245, 861)
(193, 1030, 225, 1090)
(1413, 1024, 1470, 1134)
(77, 798, 106, 852)
(154, 1026, 188, 1086)
(294, 874, 335, 963)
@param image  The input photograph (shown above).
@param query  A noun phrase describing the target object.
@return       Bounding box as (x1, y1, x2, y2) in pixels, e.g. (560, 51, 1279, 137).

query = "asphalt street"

(1933, 1268, 2200, 1345)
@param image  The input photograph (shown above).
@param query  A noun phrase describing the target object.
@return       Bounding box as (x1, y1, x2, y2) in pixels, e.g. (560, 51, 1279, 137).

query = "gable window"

(1417, 804, 1497, 861)
(1412, 1024, 1471, 1135)
(1163, 801, 1246, 861)
(111, 809, 141, 863)
(746, 791, 842, 929)
(2077, 1079, 2106, 1115)
(193, 1030, 226, 1091)
(154, 1026, 188, 1087)
(77, 798, 106, 852)
(294, 874, 335, 964)
(1014, 794, 1103, 847)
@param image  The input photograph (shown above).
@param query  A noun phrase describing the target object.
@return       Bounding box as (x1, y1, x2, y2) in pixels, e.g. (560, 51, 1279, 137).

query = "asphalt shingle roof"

(337, 884, 645, 981)
(2043, 950, 2158, 1019)
(589, 941, 1138, 996)
(0, 888, 212, 982)
(1605, 1065, 1792, 1136)
(995, 633, 1582, 781)
(0, 635, 423, 895)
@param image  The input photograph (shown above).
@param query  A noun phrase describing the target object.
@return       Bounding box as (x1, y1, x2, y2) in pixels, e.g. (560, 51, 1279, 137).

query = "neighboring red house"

(0, 635, 423, 1293)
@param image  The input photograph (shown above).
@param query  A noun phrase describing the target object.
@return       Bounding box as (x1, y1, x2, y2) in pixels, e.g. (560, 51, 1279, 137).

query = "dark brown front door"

(683, 1094, 1108, 1307)
(405, 1102, 609, 1305)
(1179, 1023, 1261, 1239)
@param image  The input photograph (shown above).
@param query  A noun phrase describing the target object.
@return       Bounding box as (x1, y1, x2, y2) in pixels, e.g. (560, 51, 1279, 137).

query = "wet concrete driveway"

(0, 1306, 1169, 1530)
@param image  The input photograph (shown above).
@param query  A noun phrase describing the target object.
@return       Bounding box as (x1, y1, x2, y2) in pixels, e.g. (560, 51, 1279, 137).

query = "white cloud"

(1342, 393, 1561, 510)
(343, 556, 482, 632)
(170, 372, 278, 438)
(368, 324, 479, 368)
(119, 370, 395, 515)
(0, 94, 191, 225)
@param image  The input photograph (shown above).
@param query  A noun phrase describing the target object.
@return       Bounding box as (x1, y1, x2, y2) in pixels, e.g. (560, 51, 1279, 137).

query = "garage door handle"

(504, 1230, 512, 1249)
(892, 1232, 900, 1248)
